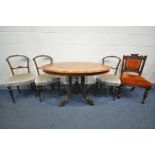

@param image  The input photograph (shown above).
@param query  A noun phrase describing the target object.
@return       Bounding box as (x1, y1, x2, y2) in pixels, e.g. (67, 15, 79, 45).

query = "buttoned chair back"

(6, 55, 30, 75)
(33, 55, 53, 75)
(102, 56, 121, 75)
(121, 54, 147, 76)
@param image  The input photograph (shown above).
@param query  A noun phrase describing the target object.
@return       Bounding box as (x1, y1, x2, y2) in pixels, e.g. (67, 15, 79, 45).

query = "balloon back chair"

(6, 55, 35, 103)
(118, 54, 152, 104)
(95, 56, 121, 100)
(33, 55, 60, 101)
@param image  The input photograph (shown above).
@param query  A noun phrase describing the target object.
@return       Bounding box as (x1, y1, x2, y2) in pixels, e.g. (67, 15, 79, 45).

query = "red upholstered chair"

(118, 54, 152, 104)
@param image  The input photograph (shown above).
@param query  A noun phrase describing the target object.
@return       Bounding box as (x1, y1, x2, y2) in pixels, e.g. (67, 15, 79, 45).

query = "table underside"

(60, 76, 94, 107)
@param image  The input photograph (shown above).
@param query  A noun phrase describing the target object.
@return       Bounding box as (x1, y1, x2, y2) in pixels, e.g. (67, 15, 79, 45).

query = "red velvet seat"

(121, 73, 152, 88)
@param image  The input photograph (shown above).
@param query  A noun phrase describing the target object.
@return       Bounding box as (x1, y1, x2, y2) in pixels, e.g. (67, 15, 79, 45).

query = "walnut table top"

(43, 62, 110, 76)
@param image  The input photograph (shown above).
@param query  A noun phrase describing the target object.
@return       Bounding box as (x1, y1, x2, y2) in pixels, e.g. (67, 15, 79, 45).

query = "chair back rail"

(33, 55, 53, 75)
(102, 55, 121, 75)
(6, 55, 30, 75)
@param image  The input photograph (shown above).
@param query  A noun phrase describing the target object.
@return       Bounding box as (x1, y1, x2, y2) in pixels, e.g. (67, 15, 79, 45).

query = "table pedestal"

(60, 76, 94, 107)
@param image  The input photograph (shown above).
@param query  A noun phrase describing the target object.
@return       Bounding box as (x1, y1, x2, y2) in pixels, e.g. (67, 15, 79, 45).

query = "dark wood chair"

(118, 54, 152, 104)
(6, 55, 35, 103)
(95, 56, 121, 100)
(33, 55, 61, 101)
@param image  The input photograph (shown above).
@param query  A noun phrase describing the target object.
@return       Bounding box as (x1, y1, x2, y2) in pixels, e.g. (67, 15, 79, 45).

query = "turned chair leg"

(34, 83, 37, 97)
(111, 86, 115, 101)
(117, 85, 123, 99)
(30, 83, 34, 90)
(7, 86, 15, 103)
(112, 86, 119, 101)
(17, 86, 21, 93)
(109, 86, 114, 100)
(141, 88, 151, 104)
(38, 85, 43, 102)
(95, 81, 99, 96)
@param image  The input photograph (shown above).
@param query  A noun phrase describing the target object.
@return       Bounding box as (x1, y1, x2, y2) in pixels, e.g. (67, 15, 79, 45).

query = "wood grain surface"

(43, 62, 110, 76)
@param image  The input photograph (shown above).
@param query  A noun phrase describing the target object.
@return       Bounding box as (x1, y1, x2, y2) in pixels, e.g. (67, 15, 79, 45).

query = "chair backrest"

(102, 56, 121, 75)
(33, 55, 53, 75)
(121, 54, 147, 75)
(6, 55, 30, 76)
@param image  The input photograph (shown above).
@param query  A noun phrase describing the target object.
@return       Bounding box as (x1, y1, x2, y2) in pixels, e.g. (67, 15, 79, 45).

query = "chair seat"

(35, 74, 60, 86)
(121, 73, 152, 88)
(7, 73, 35, 87)
(96, 73, 121, 86)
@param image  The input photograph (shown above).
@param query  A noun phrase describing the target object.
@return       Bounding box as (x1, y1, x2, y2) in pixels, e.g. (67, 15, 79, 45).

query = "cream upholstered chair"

(6, 55, 35, 103)
(33, 55, 60, 101)
(95, 56, 121, 100)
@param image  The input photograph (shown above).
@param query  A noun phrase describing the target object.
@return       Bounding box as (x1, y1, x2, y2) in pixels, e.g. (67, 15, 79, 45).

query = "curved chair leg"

(142, 88, 151, 104)
(7, 86, 15, 103)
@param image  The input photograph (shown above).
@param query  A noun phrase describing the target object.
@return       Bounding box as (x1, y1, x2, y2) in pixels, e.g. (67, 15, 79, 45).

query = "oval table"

(43, 62, 110, 106)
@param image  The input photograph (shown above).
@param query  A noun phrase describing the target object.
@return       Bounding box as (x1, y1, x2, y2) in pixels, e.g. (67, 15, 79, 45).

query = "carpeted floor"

(0, 86, 155, 129)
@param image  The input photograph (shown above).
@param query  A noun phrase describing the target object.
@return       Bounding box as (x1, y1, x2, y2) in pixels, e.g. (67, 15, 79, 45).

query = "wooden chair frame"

(121, 54, 147, 76)
(6, 55, 35, 103)
(102, 56, 121, 75)
(33, 55, 60, 101)
(6, 55, 30, 75)
(118, 54, 151, 104)
(33, 55, 53, 76)
(95, 55, 121, 100)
